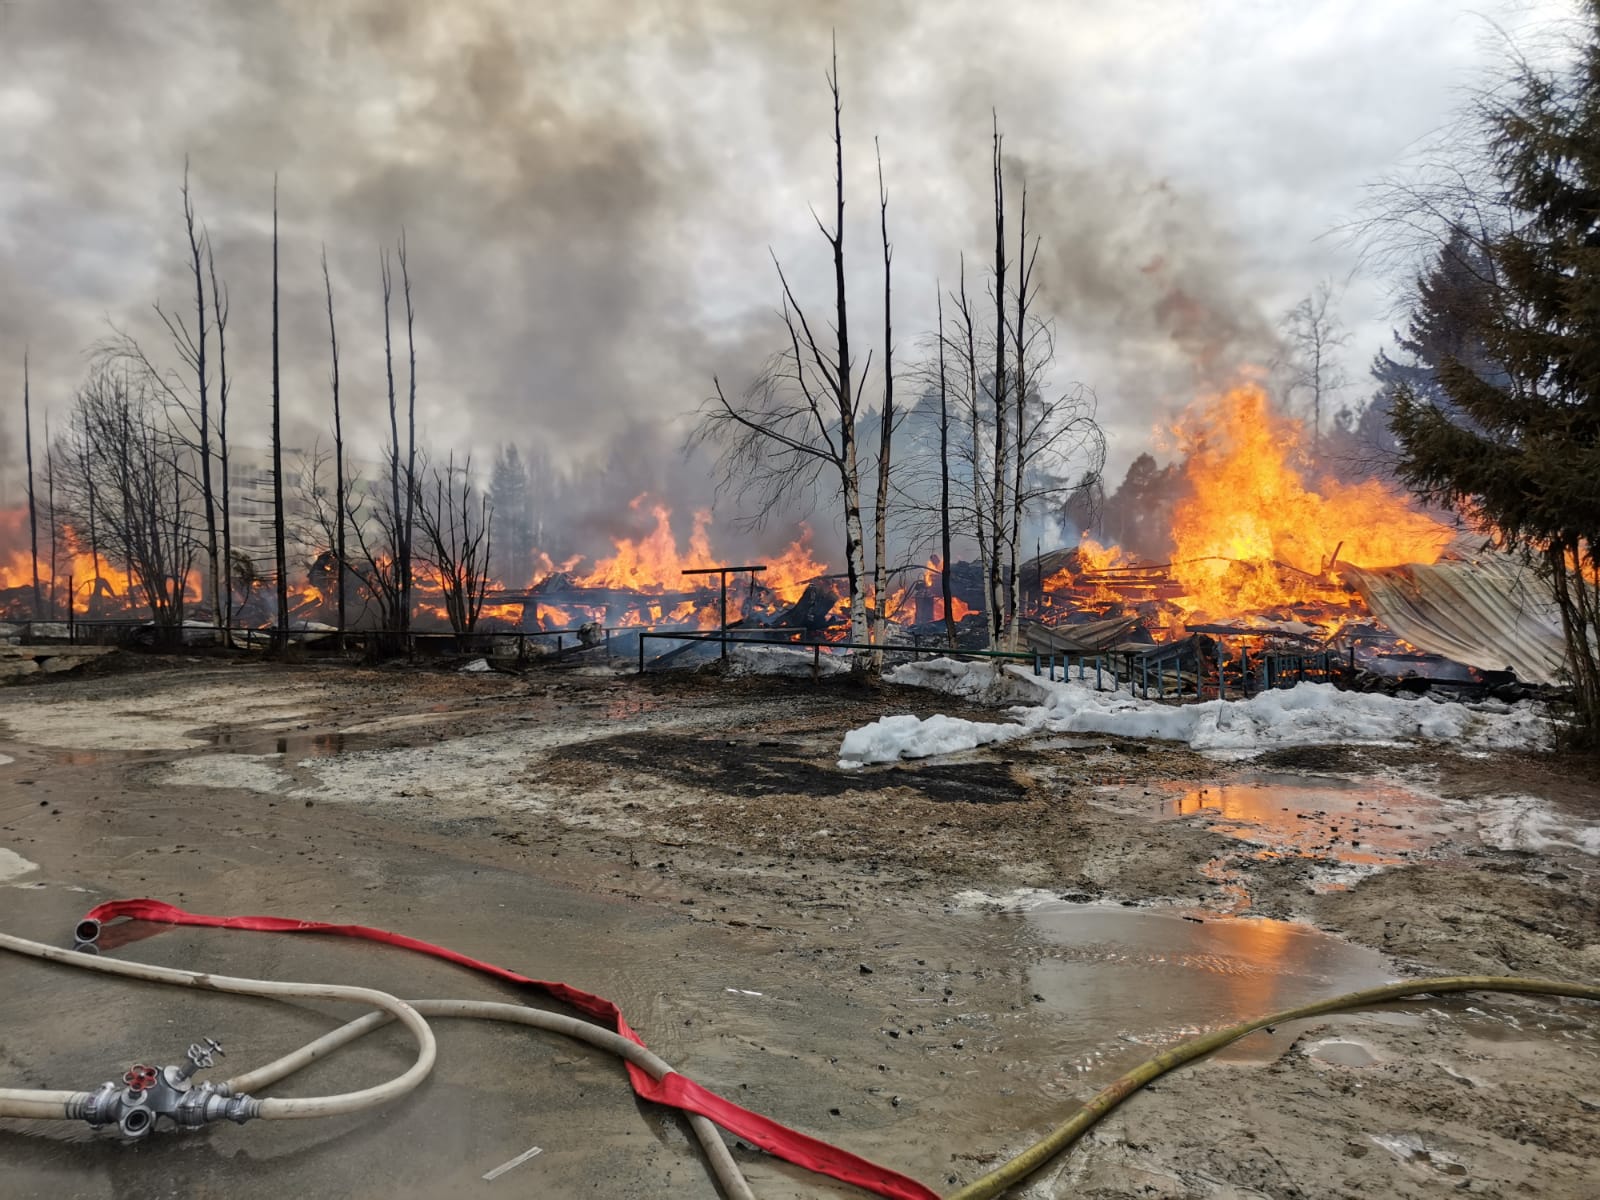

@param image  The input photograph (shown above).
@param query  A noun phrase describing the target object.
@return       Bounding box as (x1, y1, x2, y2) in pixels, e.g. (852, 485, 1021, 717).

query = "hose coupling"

(173, 1084, 260, 1128)
(67, 1036, 255, 1138)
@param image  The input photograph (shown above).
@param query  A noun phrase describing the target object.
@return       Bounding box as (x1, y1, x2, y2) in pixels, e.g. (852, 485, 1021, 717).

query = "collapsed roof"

(1343, 551, 1570, 686)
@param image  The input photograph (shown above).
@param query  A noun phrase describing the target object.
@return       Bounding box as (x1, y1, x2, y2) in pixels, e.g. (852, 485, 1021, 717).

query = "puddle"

(970, 900, 1392, 1091)
(207, 729, 373, 758)
(1159, 775, 1447, 869)
(1093, 774, 1458, 906)
(1304, 1037, 1378, 1067)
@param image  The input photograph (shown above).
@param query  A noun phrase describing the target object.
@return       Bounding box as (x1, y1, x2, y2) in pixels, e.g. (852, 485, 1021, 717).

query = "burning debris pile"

(457, 383, 1539, 694)
(0, 383, 1558, 698)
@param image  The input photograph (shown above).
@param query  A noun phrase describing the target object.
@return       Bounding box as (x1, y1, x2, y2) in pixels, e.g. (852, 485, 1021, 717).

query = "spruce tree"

(1389, 11, 1600, 741)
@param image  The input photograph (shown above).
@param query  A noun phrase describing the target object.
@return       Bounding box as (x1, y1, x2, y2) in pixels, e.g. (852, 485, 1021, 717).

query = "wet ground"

(1, 658, 1597, 1199)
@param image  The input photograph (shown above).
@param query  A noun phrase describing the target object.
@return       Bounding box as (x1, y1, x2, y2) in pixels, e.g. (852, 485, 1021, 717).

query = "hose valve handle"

(178, 1038, 225, 1081)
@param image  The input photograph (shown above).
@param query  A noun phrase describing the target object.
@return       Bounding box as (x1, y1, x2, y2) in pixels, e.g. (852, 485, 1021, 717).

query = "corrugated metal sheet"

(1024, 615, 1143, 654)
(1344, 553, 1569, 685)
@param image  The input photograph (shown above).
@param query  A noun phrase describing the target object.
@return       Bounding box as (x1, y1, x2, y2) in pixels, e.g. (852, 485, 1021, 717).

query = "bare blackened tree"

(59, 368, 200, 636)
(952, 258, 989, 599)
(987, 115, 1009, 643)
(414, 452, 494, 635)
(1005, 176, 1042, 636)
(695, 41, 871, 645)
(295, 447, 378, 631)
(344, 242, 412, 647)
(206, 237, 234, 638)
(144, 165, 225, 630)
(321, 245, 348, 634)
(870, 139, 896, 657)
(1282, 279, 1350, 448)
(23, 351, 41, 616)
(936, 287, 956, 645)
(382, 246, 402, 626)
(43, 414, 58, 618)
(270, 177, 289, 648)
(172, 166, 219, 625)
(399, 232, 418, 637)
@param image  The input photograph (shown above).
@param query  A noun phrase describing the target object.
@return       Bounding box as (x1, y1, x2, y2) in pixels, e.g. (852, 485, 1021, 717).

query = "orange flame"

(761, 526, 827, 603)
(538, 604, 574, 630)
(1167, 385, 1452, 618)
(0, 508, 184, 615)
(575, 496, 716, 592)
(930, 595, 973, 623)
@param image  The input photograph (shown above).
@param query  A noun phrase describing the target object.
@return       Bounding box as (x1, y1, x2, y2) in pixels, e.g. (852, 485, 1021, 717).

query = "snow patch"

(877, 657, 1552, 757)
(888, 657, 1047, 705)
(728, 645, 849, 678)
(1476, 795, 1600, 855)
(838, 712, 1028, 767)
(0, 847, 38, 884)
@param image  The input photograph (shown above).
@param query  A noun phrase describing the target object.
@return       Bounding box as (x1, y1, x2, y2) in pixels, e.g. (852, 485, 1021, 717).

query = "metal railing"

(1035, 644, 1342, 701)
(636, 629, 1039, 676)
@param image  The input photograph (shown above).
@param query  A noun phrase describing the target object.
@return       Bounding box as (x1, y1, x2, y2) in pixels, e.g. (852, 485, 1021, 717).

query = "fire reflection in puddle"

(1154, 775, 1450, 904)
(1002, 902, 1391, 1092)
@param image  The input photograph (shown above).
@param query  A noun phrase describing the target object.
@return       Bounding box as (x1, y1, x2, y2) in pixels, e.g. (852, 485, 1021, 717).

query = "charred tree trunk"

(382, 249, 403, 641)
(955, 259, 987, 612)
(44, 417, 57, 619)
(871, 140, 894, 660)
(988, 115, 1008, 647)
(321, 246, 347, 637)
(23, 352, 41, 618)
(1007, 179, 1034, 640)
(271, 177, 289, 651)
(181, 170, 220, 631)
(937, 289, 957, 647)
(827, 47, 868, 648)
(399, 232, 417, 643)
(207, 240, 233, 642)
(77, 416, 100, 615)
(691, 39, 871, 654)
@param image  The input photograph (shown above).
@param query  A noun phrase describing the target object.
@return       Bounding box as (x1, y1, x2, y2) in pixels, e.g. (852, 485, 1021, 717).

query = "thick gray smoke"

(1, 0, 1548, 564)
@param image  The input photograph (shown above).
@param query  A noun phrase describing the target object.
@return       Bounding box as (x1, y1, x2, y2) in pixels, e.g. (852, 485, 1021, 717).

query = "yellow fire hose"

(946, 975, 1600, 1200)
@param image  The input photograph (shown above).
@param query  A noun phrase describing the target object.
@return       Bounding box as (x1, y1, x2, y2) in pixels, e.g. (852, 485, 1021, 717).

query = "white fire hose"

(0, 931, 754, 1200)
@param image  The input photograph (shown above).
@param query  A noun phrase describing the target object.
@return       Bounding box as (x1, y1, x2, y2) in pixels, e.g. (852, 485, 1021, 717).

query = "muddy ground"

(1, 655, 1597, 1199)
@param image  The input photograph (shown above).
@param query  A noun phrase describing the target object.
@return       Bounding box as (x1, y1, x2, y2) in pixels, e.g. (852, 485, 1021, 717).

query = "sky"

(0, 0, 1581, 559)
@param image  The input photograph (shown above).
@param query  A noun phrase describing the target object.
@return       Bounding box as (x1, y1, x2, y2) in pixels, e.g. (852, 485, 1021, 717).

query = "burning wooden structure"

(0, 384, 1568, 697)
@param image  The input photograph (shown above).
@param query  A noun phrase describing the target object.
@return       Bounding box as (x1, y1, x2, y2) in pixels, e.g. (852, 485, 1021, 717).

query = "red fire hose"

(81, 898, 939, 1200)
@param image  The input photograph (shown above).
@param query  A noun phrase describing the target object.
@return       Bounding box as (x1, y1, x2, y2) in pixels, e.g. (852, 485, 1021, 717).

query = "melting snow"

(838, 712, 1027, 766)
(0, 847, 38, 884)
(1475, 795, 1600, 855)
(864, 658, 1552, 760)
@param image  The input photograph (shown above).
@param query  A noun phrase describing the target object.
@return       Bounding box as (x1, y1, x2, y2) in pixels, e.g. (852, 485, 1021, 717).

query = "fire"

(478, 602, 526, 624)
(576, 496, 716, 592)
(1076, 536, 1126, 573)
(537, 604, 574, 630)
(931, 595, 973, 623)
(0, 507, 155, 616)
(1167, 385, 1452, 619)
(761, 526, 827, 602)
